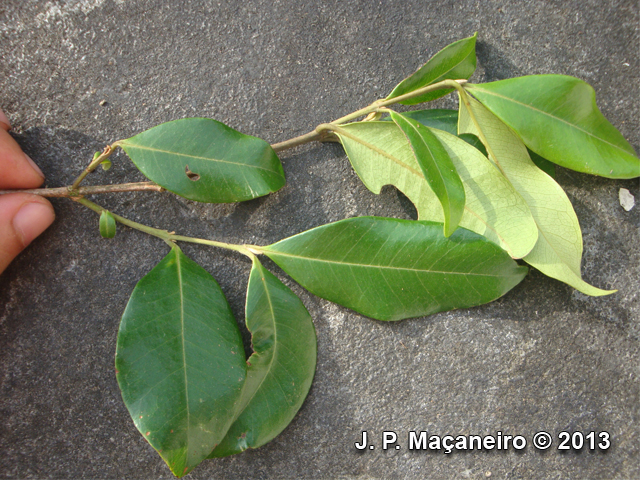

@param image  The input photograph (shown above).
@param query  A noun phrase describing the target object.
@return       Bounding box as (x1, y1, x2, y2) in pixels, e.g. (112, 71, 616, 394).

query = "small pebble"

(99, 100, 107, 106)
(619, 188, 635, 211)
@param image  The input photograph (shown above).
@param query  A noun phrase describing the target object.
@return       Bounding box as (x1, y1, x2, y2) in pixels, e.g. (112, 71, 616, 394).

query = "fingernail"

(24, 153, 44, 178)
(0, 109, 10, 130)
(13, 201, 55, 247)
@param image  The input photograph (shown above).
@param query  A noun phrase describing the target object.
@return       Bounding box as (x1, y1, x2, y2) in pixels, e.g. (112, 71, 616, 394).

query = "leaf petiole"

(69, 144, 118, 191)
(74, 197, 258, 259)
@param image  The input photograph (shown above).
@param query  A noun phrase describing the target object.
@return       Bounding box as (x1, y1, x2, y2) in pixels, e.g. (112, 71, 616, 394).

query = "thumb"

(0, 193, 55, 274)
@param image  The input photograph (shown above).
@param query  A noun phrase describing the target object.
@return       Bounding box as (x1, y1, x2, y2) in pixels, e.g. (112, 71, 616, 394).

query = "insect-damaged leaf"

(336, 121, 538, 259)
(466, 76, 640, 179)
(115, 246, 246, 477)
(386, 33, 477, 104)
(458, 95, 616, 296)
(117, 118, 286, 203)
(262, 217, 528, 321)
(210, 257, 317, 457)
(390, 111, 465, 236)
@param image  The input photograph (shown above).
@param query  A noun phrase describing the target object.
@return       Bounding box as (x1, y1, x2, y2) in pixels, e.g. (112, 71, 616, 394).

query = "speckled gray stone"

(0, 1, 638, 479)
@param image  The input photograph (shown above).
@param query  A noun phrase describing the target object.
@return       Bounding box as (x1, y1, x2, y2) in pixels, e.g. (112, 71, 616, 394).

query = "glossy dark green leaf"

(386, 33, 477, 105)
(210, 257, 316, 457)
(99, 210, 116, 238)
(116, 246, 246, 477)
(117, 118, 286, 202)
(466, 76, 640, 178)
(390, 111, 465, 236)
(262, 217, 528, 321)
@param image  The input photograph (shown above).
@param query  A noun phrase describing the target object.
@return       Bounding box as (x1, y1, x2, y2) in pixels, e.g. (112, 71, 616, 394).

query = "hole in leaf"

(185, 165, 200, 181)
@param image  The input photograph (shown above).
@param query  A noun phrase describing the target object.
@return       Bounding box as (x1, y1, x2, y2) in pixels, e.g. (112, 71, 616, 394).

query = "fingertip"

(12, 200, 56, 248)
(0, 129, 45, 189)
(0, 194, 55, 274)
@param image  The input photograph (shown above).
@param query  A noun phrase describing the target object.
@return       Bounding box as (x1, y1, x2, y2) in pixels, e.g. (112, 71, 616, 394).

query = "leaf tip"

(587, 287, 617, 297)
(443, 222, 457, 238)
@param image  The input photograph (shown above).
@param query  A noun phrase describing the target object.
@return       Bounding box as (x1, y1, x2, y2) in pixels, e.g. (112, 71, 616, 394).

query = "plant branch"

(74, 197, 257, 258)
(7, 80, 467, 199)
(270, 79, 467, 153)
(70, 144, 117, 191)
(271, 130, 324, 152)
(0, 181, 164, 198)
(331, 79, 468, 125)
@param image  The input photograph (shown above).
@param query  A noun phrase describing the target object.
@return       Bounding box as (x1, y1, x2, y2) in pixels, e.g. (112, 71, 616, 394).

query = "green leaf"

(386, 33, 477, 105)
(382, 109, 486, 156)
(458, 95, 616, 296)
(390, 111, 465, 236)
(99, 210, 116, 238)
(458, 134, 488, 157)
(115, 246, 247, 477)
(466, 76, 640, 179)
(336, 121, 538, 259)
(117, 118, 286, 203)
(384, 109, 458, 134)
(528, 150, 556, 178)
(262, 217, 528, 321)
(210, 257, 316, 457)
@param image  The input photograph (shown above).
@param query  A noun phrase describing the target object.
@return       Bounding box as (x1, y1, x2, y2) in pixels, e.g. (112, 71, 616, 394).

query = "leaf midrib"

(266, 249, 520, 278)
(427, 48, 473, 87)
(400, 116, 452, 205)
(120, 142, 284, 175)
(239, 266, 280, 428)
(175, 251, 191, 452)
(468, 86, 634, 156)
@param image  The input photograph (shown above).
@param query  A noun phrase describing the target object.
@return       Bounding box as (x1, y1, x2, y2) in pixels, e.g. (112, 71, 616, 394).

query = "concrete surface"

(0, 0, 638, 478)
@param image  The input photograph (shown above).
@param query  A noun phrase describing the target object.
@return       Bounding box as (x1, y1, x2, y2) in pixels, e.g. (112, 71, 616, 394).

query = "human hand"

(0, 108, 55, 274)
